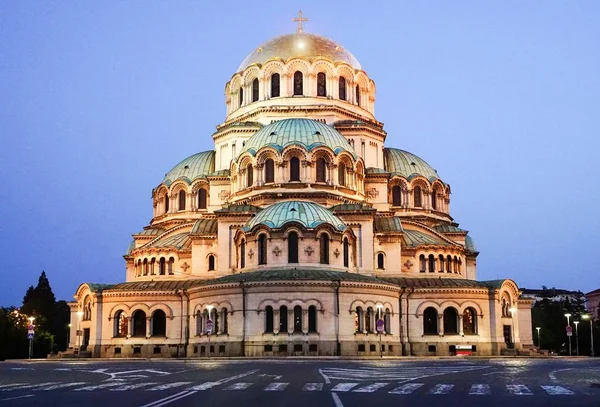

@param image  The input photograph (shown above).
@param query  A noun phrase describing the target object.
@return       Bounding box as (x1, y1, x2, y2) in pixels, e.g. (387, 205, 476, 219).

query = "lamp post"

(536, 327, 541, 350)
(565, 313, 572, 356)
(206, 305, 213, 359)
(574, 321, 580, 356)
(582, 314, 594, 357)
(76, 311, 84, 358)
(509, 308, 517, 349)
(27, 317, 35, 359)
(67, 324, 72, 349)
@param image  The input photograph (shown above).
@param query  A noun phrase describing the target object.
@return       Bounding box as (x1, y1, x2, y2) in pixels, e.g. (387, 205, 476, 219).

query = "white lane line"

(0, 384, 27, 390)
(331, 392, 345, 407)
(541, 385, 574, 395)
(303, 383, 323, 392)
(264, 382, 289, 391)
(0, 394, 35, 402)
(111, 382, 158, 391)
(139, 390, 196, 407)
(75, 382, 124, 391)
(389, 383, 424, 395)
(188, 382, 219, 391)
(186, 369, 259, 391)
(549, 368, 573, 381)
(331, 383, 358, 392)
(319, 368, 331, 384)
(352, 383, 388, 393)
(469, 384, 491, 395)
(3, 382, 58, 391)
(428, 384, 454, 395)
(147, 382, 191, 391)
(506, 384, 533, 395)
(223, 382, 252, 391)
(42, 382, 88, 391)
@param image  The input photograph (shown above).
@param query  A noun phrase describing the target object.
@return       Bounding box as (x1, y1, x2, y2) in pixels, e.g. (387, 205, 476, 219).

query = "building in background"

(586, 289, 600, 319)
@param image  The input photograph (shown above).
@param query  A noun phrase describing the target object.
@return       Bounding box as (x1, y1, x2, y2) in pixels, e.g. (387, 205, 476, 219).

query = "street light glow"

(77, 311, 84, 317)
(582, 314, 590, 320)
(28, 316, 35, 323)
(509, 307, 517, 314)
(564, 313, 572, 318)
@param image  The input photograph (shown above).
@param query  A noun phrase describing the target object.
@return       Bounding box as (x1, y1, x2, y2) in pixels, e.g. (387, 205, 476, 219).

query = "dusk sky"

(1, 1, 599, 306)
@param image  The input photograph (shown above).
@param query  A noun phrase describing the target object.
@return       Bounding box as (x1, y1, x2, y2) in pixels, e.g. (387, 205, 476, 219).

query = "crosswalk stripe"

(428, 384, 453, 394)
(74, 382, 124, 391)
(389, 383, 424, 395)
(302, 383, 323, 392)
(111, 382, 158, 391)
(3, 382, 58, 391)
(469, 384, 490, 395)
(540, 385, 574, 395)
(147, 382, 192, 391)
(188, 382, 218, 391)
(264, 382, 289, 391)
(353, 383, 388, 393)
(223, 382, 252, 391)
(42, 382, 88, 391)
(331, 383, 358, 392)
(506, 385, 533, 396)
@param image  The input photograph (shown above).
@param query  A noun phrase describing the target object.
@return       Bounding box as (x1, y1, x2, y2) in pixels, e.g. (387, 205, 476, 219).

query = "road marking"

(389, 383, 424, 395)
(541, 385, 574, 395)
(75, 382, 125, 391)
(303, 383, 323, 391)
(469, 384, 490, 395)
(352, 383, 388, 393)
(331, 392, 345, 407)
(506, 384, 533, 395)
(139, 390, 196, 407)
(147, 382, 191, 391)
(331, 383, 358, 392)
(3, 382, 58, 391)
(549, 368, 573, 381)
(42, 382, 87, 391)
(0, 384, 27, 390)
(0, 394, 35, 402)
(186, 369, 259, 391)
(319, 366, 490, 382)
(111, 382, 158, 391)
(188, 382, 219, 391)
(319, 368, 331, 384)
(223, 382, 252, 391)
(264, 382, 288, 391)
(428, 384, 454, 394)
(9, 368, 33, 371)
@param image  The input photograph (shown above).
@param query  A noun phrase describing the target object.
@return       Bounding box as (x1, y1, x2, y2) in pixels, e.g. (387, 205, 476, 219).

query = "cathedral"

(69, 15, 534, 358)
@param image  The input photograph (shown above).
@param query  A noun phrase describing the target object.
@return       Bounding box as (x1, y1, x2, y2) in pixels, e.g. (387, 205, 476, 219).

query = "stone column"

(273, 309, 280, 334)
(146, 317, 152, 338)
(438, 314, 444, 336)
(302, 310, 309, 334)
(190, 192, 197, 211)
(287, 309, 294, 335)
(458, 314, 464, 336)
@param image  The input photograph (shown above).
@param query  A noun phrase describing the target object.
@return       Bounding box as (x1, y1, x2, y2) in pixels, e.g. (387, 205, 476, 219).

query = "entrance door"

(503, 325, 512, 348)
(82, 328, 90, 351)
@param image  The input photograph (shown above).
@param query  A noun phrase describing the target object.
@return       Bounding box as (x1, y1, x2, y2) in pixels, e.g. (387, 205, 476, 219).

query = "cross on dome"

(293, 10, 308, 33)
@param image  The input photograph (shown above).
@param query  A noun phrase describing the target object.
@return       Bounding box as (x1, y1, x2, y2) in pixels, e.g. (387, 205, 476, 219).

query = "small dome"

(243, 201, 346, 232)
(239, 118, 356, 158)
(237, 33, 362, 73)
(162, 150, 215, 186)
(384, 148, 441, 182)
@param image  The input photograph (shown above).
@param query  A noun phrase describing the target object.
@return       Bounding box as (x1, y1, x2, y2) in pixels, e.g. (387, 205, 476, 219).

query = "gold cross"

(293, 10, 308, 33)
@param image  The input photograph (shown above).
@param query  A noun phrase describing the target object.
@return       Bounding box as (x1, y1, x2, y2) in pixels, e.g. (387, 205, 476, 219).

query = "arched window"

(240, 239, 246, 269)
(419, 255, 426, 273)
(265, 159, 275, 183)
(443, 307, 459, 334)
(143, 259, 148, 275)
(195, 311, 203, 336)
(339, 77, 346, 100)
(365, 307, 373, 333)
(114, 311, 128, 337)
(258, 234, 267, 265)
(447, 255, 453, 273)
(159, 257, 166, 275)
(293, 305, 302, 333)
(290, 156, 300, 181)
(152, 310, 166, 337)
(413, 186, 422, 207)
(458, 258, 462, 274)
(178, 190, 186, 211)
(251, 78, 259, 102)
(377, 253, 385, 270)
(271, 73, 280, 97)
(208, 255, 215, 271)
(164, 194, 169, 213)
(168, 257, 174, 275)
(293, 71, 303, 95)
(355, 85, 361, 106)
(279, 305, 288, 332)
(198, 189, 207, 210)
(317, 72, 326, 96)
(338, 162, 346, 186)
(308, 305, 317, 332)
(319, 234, 329, 264)
(246, 164, 253, 187)
(132, 310, 146, 337)
(221, 307, 228, 334)
(423, 307, 438, 334)
(463, 308, 477, 334)
(316, 158, 327, 182)
(432, 190, 437, 210)
(288, 231, 298, 263)
(238, 86, 243, 107)
(392, 186, 401, 206)
(136, 260, 141, 276)
(438, 255, 445, 273)
(265, 306, 274, 333)
(343, 237, 349, 267)
(454, 256, 458, 273)
(428, 254, 435, 273)
(384, 308, 391, 334)
(150, 258, 156, 275)
(355, 307, 364, 332)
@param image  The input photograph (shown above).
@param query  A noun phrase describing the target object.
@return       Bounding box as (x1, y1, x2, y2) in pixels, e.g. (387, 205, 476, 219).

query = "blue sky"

(1, 1, 599, 306)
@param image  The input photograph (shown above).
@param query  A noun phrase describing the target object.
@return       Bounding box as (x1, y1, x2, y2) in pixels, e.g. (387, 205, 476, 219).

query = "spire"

(293, 10, 308, 33)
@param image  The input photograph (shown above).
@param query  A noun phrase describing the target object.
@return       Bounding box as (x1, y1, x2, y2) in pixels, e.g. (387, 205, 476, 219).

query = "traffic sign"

(27, 333, 34, 340)
(567, 331, 573, 337)
(28, 329, 34, 335)
(28, 325, 34, 331)
(566, 326, 572, 333)
(376, 319, 384, 333)
(206, 319, 213, 334)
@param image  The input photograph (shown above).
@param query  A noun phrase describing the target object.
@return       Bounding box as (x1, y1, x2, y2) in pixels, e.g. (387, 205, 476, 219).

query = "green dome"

(243, 201, 346, 232)
(239, 118, 356, 158)
(162, 150, 215, 186)
(383, 148, 441, 182)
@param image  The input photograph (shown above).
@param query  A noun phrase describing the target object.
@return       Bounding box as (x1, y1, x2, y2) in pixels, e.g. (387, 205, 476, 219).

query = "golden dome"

(237, 33, 362, 72)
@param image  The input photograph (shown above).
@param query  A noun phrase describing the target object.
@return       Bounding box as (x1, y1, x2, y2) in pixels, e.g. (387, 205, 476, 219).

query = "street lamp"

(565, 313, 572, 356)
(582, 314, 594, 357)
(536, 327, 541, 350)
(206, 305, 214, 359)
(76, 311, 84, 358)
(67, 323, 72, 349)
(574, 321, 580, 356)
(27, 317, 35, 359)
(509, 308, 517, 348)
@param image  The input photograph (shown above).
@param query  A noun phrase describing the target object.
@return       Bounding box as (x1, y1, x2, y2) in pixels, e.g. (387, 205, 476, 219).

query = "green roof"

(402, 230, 452, 247)
(381, 277, 507, 289)
(125, 240, 136, 256)
(244, 201, 346, 232)
(434, 224, 467, 233)
(330, 203, 376, 213)
(465, 235, 479, 254)
(162, 150, 215, 186)
(374, 217, 404, 233)
(191, 219, 218, 235)
(145, 233, 192, 250)
(239, 119, 357, 158)
(215, 205, 263, 214)
(135, 228, 165, 236)
(383, 148, 441, 182)
(365, 167, 389, 175)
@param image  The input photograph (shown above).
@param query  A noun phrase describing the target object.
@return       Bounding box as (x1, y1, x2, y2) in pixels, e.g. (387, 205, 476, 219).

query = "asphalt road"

(0, 358, 599, 407)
